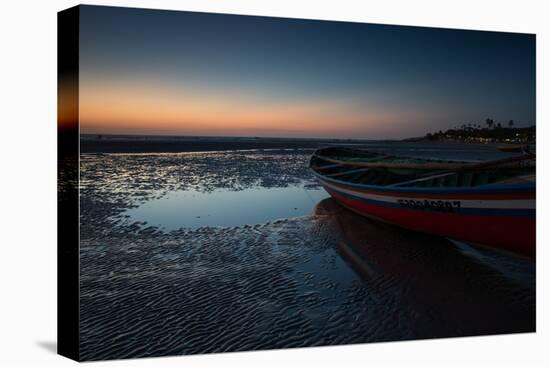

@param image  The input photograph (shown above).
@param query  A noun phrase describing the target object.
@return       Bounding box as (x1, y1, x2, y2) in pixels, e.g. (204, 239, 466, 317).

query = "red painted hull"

(326, 189, 535, 258)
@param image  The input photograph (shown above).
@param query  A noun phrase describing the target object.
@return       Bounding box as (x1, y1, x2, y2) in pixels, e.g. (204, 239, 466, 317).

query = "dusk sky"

(78, 5, 535, 139)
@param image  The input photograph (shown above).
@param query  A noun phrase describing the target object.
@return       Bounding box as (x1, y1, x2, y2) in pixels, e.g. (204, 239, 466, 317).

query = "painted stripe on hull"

(318, 178, 535, 215)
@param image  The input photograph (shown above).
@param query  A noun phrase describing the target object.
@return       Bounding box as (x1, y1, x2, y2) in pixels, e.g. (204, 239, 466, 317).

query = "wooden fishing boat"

(310, 146, 536, 258)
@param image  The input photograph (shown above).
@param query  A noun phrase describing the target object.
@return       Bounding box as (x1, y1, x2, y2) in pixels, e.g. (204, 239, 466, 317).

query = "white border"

(1, 1, 548, 366)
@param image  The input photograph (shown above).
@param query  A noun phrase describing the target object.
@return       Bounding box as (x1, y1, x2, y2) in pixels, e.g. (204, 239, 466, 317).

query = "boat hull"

(314, 172, 535, 258)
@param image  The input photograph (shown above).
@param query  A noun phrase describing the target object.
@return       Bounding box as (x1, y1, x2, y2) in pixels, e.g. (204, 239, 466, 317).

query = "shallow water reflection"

(123, 184, 329, 230)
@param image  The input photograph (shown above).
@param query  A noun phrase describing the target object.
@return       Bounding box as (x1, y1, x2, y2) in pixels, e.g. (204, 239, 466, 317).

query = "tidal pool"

(123, 184, 330, 230)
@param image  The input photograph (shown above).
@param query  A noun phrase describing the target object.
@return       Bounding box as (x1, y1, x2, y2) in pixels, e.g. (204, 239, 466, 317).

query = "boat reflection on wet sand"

(314, 198, 534, 337)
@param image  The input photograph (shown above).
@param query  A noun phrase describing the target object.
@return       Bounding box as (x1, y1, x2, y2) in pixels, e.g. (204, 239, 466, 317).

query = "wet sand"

(79, 147, 534, 361)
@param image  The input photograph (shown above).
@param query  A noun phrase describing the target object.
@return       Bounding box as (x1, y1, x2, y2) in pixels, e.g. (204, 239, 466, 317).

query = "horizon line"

(79, 132, 398, 141)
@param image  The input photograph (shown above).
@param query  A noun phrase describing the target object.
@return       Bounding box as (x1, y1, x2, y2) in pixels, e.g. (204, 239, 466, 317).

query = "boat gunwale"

(312, 151, 534, 171)
(310, 169, 535, 194)
(313, 150, 475, 166)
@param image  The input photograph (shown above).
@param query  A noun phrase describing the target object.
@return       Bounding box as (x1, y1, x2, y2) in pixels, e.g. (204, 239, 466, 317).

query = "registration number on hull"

(397, 199, 461, 212)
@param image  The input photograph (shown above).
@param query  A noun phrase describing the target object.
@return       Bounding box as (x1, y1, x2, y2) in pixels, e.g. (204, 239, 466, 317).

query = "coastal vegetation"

(417, 119, 535, 144)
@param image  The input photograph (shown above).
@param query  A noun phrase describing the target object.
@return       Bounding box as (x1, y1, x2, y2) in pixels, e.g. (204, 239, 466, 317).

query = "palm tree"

(485, 118, 494, 129)
(508, 120, 514, 128)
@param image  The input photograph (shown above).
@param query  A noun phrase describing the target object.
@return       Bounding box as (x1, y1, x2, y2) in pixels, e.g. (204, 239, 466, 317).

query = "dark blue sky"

(79, 5, 536, 138)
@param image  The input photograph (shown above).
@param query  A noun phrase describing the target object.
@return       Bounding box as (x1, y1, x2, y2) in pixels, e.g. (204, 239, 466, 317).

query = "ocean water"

(78, 144, 535, 361)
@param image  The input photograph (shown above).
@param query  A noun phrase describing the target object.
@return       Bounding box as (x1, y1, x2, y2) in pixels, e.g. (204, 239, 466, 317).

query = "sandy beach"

(79, 142, 534, 360)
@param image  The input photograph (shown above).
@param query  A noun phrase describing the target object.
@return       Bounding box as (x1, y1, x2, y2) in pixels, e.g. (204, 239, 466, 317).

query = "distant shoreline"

(80, 134, 384, 153)
(79, 133, 522, 154)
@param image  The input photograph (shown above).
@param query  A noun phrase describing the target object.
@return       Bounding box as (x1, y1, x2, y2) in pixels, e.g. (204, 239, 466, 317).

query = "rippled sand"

(79, 149, 535, 361)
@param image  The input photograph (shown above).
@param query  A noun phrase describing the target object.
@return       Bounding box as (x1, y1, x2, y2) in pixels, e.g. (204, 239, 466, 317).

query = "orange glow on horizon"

(79, 77, 427, 138)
